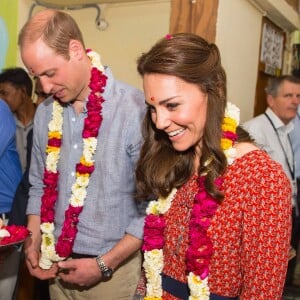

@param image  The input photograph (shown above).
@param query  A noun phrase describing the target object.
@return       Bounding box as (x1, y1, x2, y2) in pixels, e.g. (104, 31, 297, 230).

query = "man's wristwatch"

(96, 255, 113, 279)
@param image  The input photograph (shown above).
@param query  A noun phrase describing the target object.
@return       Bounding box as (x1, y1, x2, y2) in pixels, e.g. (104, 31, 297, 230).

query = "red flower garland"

(186, 176, 222, 279)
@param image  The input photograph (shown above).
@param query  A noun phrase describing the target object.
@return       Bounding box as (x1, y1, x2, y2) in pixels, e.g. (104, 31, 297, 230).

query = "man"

(0, 68, 37, 300)
(18, 9, 145, 300)
(8, 82, 51, 300)
(0, 67, 36, 172)
(243, 75, 300, 286)
(0, 99, 22, 300)
(290, 101, 300, 286)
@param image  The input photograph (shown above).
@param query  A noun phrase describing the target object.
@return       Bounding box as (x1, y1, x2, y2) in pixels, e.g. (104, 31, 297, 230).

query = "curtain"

(169, 0, 219, 43)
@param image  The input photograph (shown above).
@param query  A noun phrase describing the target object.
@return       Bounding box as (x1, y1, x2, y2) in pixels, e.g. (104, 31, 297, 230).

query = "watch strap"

(95, 255, 113, 277)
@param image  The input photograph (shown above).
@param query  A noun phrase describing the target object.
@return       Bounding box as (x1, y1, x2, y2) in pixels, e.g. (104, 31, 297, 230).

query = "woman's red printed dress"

(163, 150, 291, 299)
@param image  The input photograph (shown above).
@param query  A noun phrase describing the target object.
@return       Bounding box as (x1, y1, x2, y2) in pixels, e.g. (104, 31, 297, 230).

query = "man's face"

(0, 82, 23, 112)
(268, 80, 300, 124)
(21, 38, 87, 103)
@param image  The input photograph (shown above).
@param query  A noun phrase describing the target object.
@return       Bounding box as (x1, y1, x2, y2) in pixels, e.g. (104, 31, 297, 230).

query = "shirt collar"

(265, 107, 294, 134)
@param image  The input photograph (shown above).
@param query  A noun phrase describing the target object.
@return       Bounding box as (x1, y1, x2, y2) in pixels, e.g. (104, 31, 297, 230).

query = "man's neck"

(15, 99, 36, 126)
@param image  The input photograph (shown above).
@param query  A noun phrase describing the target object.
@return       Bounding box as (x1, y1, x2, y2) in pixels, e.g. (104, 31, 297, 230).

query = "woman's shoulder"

(226, 143, 291, 207)
(231, 142, 289, 181)
(234, 142, 260, 160)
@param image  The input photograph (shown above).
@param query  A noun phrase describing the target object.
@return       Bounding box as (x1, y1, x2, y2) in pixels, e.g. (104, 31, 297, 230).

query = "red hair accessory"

(165, 34, 173, 40)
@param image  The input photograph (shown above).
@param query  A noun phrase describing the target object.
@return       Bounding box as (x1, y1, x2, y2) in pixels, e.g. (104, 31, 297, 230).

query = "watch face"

(103, 268, 113, 278)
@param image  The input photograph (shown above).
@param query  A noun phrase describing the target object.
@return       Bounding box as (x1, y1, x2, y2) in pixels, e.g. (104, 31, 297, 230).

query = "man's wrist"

(95, 255, 113, 279)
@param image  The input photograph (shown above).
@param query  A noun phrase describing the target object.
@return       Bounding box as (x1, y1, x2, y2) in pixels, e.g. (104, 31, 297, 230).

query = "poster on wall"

(291, 30, 300, 77)
(292, 44, 300, 77)
(260, 21, 284, 76)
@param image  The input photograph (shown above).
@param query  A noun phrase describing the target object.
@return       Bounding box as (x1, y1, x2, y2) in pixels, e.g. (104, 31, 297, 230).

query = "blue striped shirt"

(27, 68, 146, 255)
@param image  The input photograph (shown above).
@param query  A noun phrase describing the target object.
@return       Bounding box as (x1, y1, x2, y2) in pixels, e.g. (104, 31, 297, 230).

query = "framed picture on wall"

(259, 17, 285, 76)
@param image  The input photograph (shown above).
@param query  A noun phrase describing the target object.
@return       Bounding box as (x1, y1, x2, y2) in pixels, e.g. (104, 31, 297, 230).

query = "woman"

(135, 33, 291, 299)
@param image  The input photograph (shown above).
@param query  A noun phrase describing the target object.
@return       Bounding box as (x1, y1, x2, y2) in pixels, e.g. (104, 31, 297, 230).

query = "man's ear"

(69, 39, 85, 61)
(19, 86, 28, 100)
(266, 94, 274, 108)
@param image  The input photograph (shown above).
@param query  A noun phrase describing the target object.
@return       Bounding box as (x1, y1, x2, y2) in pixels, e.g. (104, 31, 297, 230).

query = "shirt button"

(72, 117, 76, 122)
(71, 172, 75, 177)
(74, 144, 78, 149)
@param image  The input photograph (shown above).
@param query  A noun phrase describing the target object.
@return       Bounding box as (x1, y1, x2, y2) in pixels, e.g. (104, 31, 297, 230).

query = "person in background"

(0, 67, 37, 299)
(8, 80, 51, 300)
(34, 77, 51, 105)
(135, 33, 291, 299)
(19, 9, 145, 300)
(0, 67, 36, 172)
(290, 103, 300, 286)
(8, 78, 50, 227)
(0, 98, 22, 300)
(243, 75, 300, 287)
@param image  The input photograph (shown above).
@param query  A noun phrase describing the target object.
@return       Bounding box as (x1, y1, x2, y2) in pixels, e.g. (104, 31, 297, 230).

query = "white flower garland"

(144, 188, 177, 299)
(223, 102, 240, 165)
(39, 51, 105, 269)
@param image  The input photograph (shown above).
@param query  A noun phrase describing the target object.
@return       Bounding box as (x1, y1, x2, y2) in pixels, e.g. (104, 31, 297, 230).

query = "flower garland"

(142, 103, 240, 299)
(39, 50, 107, 270)
(0, 218, 30, 245)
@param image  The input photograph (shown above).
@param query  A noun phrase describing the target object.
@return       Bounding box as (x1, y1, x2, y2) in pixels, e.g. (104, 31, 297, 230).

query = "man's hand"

(25, 248, 58, 280)
(57, 258, 102, 287)
(289, 246, 296, 261)
(22, 215, 57, 279)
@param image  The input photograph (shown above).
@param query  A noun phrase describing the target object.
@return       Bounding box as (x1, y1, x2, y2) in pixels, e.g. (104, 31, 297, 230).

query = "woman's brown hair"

(136, 33, 229, 201)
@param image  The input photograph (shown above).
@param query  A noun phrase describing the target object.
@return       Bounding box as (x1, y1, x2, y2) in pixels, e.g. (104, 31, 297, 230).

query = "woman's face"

(143, 73, 208, 153)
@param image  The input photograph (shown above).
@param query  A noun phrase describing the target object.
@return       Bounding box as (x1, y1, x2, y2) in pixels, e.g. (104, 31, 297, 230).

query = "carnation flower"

(0, 225, 30, 245)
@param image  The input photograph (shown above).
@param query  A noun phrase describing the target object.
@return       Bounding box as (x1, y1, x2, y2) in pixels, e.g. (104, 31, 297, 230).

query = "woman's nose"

(154, 110, 171, 130)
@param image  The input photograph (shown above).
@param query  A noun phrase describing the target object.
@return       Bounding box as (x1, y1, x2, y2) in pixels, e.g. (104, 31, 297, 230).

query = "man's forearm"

(25, 214, 41, 252)
(101, 233, 142, 270)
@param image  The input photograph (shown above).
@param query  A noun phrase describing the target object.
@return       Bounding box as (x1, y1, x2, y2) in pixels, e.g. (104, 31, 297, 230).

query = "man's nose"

(39, 78, 53, 94)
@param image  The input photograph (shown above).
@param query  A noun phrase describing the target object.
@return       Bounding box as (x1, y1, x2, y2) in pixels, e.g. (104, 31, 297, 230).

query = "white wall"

(18, 0, 260, 122)
(17, 0, 297, 123)
(17, 0, 170, 89)
(216, 0, 262, 122)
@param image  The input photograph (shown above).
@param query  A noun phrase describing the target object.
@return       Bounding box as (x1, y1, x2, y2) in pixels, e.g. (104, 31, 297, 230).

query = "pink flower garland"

(142, 214, 165, 251)
(222, 130, 237, 141)
(186, 176, 222, 279)
(142, 177, 222, 280)
(40, 52, 107, 259)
